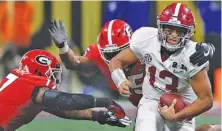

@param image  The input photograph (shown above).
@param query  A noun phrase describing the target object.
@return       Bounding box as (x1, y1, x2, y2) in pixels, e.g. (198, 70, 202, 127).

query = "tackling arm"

(109, 47, 139, 72)
(174, 69, 213, 121)
(49, 19, 94, 70)
(31, 87, 113, 110)
(59, 47, 94, 70)
(109, 48, 139, 97)
(33, 88, 131, 127)
(44, 107, 130, 127)
(44, 108, 93, 120)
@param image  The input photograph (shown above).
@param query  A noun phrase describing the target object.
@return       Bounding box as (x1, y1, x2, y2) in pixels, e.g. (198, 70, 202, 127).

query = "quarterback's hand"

(190, 43, 215, 66)
(158, 99, 177, 121)
(92, 111, 132, 127)
(49, 19, 68, 48)
(118, 80, 132, 97)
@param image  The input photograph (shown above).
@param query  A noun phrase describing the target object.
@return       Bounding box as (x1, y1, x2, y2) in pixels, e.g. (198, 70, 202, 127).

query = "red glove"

(107, 100, 126, 119)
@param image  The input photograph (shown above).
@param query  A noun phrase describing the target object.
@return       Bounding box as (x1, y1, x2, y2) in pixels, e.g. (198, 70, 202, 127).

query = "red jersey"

(84, 44, 145, 106)
(0, 69, 55, 131)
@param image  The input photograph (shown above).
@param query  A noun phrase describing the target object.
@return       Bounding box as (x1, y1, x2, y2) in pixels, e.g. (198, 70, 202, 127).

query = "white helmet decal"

(35, 55, 51, 66)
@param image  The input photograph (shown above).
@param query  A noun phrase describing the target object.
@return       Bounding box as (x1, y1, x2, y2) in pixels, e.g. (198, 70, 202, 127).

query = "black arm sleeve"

(0, 126, 4, 131)
(40, 90, 112, 110)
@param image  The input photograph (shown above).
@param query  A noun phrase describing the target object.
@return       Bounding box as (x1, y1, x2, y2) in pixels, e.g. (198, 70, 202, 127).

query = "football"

(159, 93, 187, 113)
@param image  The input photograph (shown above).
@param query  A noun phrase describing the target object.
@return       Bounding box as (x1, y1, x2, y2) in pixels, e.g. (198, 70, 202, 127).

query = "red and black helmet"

(19, 49, 62, 84)
(157, 3, 195, 51)
(97, 19, 133, 63)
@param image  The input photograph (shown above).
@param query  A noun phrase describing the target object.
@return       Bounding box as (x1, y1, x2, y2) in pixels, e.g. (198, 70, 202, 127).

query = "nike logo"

(204, 49, 210, 57)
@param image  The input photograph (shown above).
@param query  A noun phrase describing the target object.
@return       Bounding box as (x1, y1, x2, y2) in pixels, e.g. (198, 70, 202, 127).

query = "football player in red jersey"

(50, 19, 144, 107)
(0, 49, 131, 131)
(49, 19, 214, 107)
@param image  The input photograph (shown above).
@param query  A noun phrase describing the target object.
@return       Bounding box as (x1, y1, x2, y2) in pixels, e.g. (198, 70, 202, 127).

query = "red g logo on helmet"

(35, 55, 51, 66)
(20, 49, 62, 84)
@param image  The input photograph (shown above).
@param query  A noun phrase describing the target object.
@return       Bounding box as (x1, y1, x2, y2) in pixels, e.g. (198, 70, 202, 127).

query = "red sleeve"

(23, 74, 56, 90)
(45, 79, 56, 89)
(0, 73, 56, 110)
(83, 44, 100, 61)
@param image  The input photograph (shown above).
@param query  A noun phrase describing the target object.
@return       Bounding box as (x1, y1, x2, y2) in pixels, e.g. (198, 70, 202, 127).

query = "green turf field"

(16, 115, 221, 131)
(17, 103, 221, 131)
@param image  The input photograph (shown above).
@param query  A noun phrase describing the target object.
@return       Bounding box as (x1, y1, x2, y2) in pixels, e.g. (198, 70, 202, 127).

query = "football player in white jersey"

(109, 3, 215, 131)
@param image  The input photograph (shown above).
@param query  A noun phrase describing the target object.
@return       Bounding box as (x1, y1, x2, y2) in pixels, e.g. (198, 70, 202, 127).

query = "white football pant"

(135, 96, 195, 131)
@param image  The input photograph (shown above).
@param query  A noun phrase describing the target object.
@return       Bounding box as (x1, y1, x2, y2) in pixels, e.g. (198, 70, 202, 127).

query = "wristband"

(111, 68, 127, 88)
(59, 42, 69, 54)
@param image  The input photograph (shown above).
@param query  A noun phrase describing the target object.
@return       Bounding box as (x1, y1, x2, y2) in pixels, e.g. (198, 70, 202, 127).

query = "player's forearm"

(65, 109, 93, 120)
(44, 108, 93, 120)
(32, 88, 113, 110)
(174, 96, 213, 121)
(59, 47, 81, 69)
(109, 48, 138, 72)
(109, 56, 124, 72)
(44, 108, 117, 126)
(109, 57, 128, 88)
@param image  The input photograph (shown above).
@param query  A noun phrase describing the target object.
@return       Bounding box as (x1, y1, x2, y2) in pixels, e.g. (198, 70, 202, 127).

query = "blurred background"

(0, 1, 220, 131)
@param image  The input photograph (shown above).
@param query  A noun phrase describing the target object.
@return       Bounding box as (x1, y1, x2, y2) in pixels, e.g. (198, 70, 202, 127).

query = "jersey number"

(148, 66, 178, 92)
(0, 73, 18, 92)
(127, 63, 146, 95)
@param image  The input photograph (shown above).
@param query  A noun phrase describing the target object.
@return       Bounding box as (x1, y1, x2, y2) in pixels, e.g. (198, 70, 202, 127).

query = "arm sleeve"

(39, 90, 112, 110)
(42, 90, 96, 110)
(83, 44, 99, 60)
(188, 61, 209, 78)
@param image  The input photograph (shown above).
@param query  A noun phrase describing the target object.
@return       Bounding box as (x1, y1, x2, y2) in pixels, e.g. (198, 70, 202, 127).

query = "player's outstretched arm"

(31, 87, 113, 110)
(109, 48, 139, 97)
(49, 19, 94, 70)
(109, 47, 138, 71)
(32, 87, 132, 127)
(44, 108, 93, 120)
(174, 69, 213, 121)
(43, 108, 131, 127)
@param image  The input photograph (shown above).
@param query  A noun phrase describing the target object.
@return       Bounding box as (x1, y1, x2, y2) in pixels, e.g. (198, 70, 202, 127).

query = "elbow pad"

(42, 90, 95, 110)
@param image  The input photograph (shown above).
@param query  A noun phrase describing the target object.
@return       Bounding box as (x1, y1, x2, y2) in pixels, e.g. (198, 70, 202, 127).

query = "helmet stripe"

(173, 3, 181, 17)
(107, 19, 115, 45)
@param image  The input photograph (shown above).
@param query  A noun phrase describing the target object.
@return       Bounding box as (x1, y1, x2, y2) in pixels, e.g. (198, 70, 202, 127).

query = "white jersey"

(130, 27, 209, 103)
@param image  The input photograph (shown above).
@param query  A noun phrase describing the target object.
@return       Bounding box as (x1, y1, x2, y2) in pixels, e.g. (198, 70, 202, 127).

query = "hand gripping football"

(159, 93, 188, 113)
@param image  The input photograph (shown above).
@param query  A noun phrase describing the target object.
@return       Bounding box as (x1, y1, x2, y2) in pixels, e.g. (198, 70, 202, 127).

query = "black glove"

(92, 111, 129, 127)
(190, 43, 215, 66)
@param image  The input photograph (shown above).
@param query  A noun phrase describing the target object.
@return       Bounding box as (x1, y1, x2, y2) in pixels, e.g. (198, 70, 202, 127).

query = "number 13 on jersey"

(148, 66, 179, 92)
